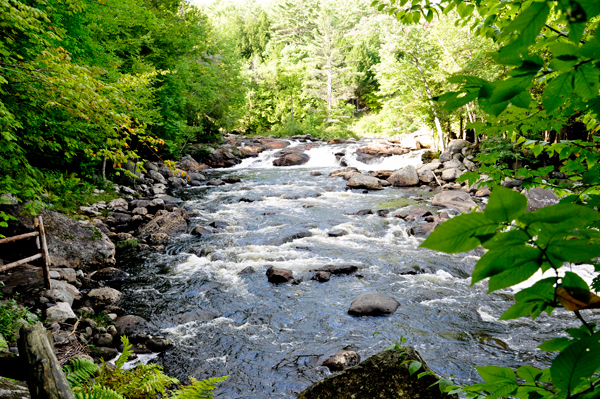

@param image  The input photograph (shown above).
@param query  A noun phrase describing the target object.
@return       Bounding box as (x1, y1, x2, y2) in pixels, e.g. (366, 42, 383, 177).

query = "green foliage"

(421, 186, 600, 398)
(0, 294, 34, 344)
(64, 336, 228, 399)
(64, 358, 100, 388)
(170, 376, 230, 399)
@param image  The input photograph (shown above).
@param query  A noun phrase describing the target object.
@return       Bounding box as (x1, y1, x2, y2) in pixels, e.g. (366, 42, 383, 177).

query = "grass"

(0, 292, 35, 344)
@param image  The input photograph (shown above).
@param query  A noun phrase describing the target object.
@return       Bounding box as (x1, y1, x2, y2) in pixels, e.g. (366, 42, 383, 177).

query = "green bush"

(0, 293, 35, 344)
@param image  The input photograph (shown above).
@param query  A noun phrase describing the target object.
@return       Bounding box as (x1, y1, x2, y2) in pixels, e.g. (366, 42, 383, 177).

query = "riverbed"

(114, 141, 579, 398)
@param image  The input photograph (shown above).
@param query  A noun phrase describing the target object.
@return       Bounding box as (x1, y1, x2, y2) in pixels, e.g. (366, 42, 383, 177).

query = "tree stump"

(17, 322, 75, 399)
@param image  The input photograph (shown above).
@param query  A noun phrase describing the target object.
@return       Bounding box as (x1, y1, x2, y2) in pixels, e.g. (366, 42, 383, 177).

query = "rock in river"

(431, 190, 477, 212)
(348, 293, 399, 316)
(388, 165, 419, 187)
(266, 266, 294, 284)
(346, 175, 384, 190)
(299, 347, 456, 399)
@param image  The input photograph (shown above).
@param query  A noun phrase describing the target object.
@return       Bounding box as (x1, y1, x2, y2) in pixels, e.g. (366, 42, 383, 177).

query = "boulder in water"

(273, 152, 310, 166)
(311, 271, 331, 282)
(313, 265, 358, 275)
(266, 266, 294, 284)
(431, 190, 477, 213)
(346, 175, 384, 190)
(298, 347, 456, 399)
(388, 166, 419, 187)
(348, 293, 399, 316)
(319, 350, 360, 372)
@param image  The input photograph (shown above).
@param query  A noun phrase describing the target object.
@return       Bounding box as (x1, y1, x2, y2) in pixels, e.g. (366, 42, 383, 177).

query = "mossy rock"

(298, 347, 456, 399)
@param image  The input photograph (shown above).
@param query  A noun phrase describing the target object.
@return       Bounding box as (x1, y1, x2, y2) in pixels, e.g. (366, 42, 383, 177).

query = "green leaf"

(538, 337, 572, 351)
(499, 278, 556, 320)
(420, 213, 499, 253)
(457, 2, 475, 18)
(475, 366, 518, 399)
(517, 366, 543, 382)
(408, 360, 422, 376)
(551, 335, 600, 394)
(543, 73, 574, 112)
(488, 260, 541, 292)
(517, 204, 600, 230)
(574, 63, 600, 99)
(484, 186, 527, 223)
(546, 234, 600, 263)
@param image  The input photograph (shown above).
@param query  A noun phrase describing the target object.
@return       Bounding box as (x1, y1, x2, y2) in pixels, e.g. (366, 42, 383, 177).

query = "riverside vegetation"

(1, 0, 600, 398)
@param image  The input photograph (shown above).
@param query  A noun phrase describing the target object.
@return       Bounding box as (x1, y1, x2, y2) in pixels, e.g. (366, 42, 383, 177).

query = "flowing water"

(114, 141, 584, 398)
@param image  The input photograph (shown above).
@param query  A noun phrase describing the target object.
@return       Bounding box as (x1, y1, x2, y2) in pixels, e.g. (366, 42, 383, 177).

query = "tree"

(372, 0, 600, 397)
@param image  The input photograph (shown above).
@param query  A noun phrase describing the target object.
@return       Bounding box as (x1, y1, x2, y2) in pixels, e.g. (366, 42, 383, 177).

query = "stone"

(239, 266, 255, 275)
(298, 347, 457, 399)
(148, 233, 170, 245)
(187, 172, 206, 182)
(441, 168, 463, 182)
(45, 302, 77, 324)
(177, 157, 207, 172)
(191, 226, 212, 237)
(408, 208, 432, 218)
(52, 268, 77, 282)
(266, 266, 294, 284)
(49, 279, 81, 300)
(96, 333, 113, 347)
(149, 170, 167, 184)
(79, 206, 100, 217)
(328, 229, 348, 237)
(209, 221, 228, 229)
(447, 139, 470, 155)
(90, 267, 129, 282)
(525, 187, 559, 212)
(108, 198, 128, 212)
(138, 208, 188, 237)
(132, 207, 148, 216)
(348, 293, 399, 316)
(168, 176, 186, 189)
(319, 350, 360, 372)
(280, 231, 313, 244)
(89, 347, 119, 361)
(417, 168, 435, 184)
(115, 315, 149, 338)
(475, 187, 491, 197)
(87, 288, 122, 307)
(145, 161, 159, 172)
(346, 175, 383, 190)
(311, 271, 331, 282)
(27, 211, 116, 271)
(329, 167, 359, 178)
(43, 289, 74, 307)
(463, 159, 477, 171)
(439, 151, 452, 162)
(273, 152, 310, 166)
(443, 159, 465, 170)
(388, 166, 419, 187)
(313, 265, 358, 275)
(311, 171, 322, 176)
(431, 190, 477, 213)
(410, 223, 439, 237)
(207, 180, 225, 186)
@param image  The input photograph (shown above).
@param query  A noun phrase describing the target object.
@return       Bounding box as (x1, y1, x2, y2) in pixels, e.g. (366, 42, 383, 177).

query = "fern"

(115, 335, 133, 371)
(171, 376, 229, 399)
(74, 384, 124, 399)
(63, 358, 100, 388)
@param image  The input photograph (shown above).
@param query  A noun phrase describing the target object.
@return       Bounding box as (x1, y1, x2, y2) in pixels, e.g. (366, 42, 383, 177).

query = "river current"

(114, 141, 584, 398)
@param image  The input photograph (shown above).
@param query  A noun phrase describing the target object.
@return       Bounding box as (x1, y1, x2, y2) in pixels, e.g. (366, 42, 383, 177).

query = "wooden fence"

(0, 216, 51, 289)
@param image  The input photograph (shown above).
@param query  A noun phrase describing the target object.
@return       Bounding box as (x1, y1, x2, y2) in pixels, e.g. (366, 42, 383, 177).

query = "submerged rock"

(298, 347, 455, 399)
(313, 265, 358, 275)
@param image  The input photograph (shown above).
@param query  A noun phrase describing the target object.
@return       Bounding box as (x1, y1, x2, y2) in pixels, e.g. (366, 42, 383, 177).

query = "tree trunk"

(326, 32, 333, 123)
(411, 53, 445, 152)
(17, 323, 75, 399)
(291, 92, 295, 134)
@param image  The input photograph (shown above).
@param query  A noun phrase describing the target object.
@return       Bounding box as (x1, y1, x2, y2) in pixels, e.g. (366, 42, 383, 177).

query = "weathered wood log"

(17, 322, 75, 399)
(0, 230, 39, 245)
(0, 352, 26, 380)
(0, 253, 43, 272)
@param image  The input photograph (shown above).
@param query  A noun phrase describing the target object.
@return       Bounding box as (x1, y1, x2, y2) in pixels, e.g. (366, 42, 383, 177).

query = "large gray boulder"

(525, 187, 559, 212)
(447, 139, 470, 155)
(45, 302, 77, 324)
(347, 175, 384, 190)
(138, 208, 188, 237)
(87, 288, 122, 307)
(115, 315, 149, 338)
(388, 166, 419, 187)
(348, 293, 399, 316)
(298, 347, 456, 399)
(431, 190, 477, 213)
(43, 212, 116, 271)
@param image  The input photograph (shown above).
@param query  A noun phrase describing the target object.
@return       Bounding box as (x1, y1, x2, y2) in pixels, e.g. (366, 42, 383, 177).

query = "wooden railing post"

(38, 216, 52, 289)
(17, 322, 75, 399)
